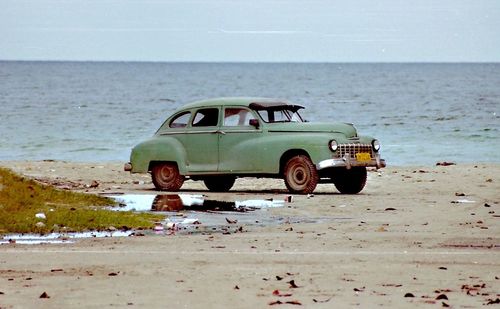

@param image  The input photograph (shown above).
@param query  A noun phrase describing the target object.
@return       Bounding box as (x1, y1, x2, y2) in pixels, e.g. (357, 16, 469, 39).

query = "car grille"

(336, 143, 373, 159)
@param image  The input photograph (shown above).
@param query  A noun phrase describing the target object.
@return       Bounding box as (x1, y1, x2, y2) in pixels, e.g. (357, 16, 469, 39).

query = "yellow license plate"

(355, 153, 371, 162)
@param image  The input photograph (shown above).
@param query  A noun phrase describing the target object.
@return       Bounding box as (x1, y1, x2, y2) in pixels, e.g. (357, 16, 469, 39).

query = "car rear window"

(256, 108, 303, 123)
(169, 111, 191, 128)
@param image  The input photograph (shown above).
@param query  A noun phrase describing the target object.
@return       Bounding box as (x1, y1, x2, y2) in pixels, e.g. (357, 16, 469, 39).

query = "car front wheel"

(283, 155, 319, 194)
(332, 167, 367, 194)
(151, 163, 184, 191)
(203, 176, 236, 192)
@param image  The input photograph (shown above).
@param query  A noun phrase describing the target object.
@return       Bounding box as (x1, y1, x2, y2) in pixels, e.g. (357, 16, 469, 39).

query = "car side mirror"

(249, 119, 260, 129)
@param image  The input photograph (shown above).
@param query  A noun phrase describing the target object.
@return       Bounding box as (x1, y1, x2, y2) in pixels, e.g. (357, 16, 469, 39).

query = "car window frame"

(156, 110, 193, 134)
(168, 111, 192, 129)
(255, 108, 304, 123)
(191, 107, 221, 128)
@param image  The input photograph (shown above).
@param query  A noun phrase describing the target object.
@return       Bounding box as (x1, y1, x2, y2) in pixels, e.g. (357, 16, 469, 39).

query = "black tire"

(203, 176, 236, 192)
(151, 163, 184, 191)
(283, 155, 319, 194)
(332, 167, 367, 194)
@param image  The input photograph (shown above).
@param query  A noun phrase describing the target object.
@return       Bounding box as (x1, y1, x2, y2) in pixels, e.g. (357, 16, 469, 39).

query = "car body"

(125, 97, 386, 194)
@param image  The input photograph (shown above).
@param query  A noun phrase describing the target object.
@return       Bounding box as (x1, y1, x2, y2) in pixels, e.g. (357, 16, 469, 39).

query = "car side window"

(192, 108, 219, 127)
(256, 110, 270, 123)
(224, 108, 256, 126)
(169, 111, 191, 128)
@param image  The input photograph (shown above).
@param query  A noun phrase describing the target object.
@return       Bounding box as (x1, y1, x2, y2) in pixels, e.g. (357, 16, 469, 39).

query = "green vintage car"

(125, 97, 386, 194)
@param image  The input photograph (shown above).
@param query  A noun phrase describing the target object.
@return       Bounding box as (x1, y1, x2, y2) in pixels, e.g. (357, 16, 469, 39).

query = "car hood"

(266, 122, 357, 137)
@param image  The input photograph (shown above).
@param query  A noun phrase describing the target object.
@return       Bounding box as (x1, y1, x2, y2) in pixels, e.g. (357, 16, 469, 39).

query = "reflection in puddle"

(152, 194, 202, 211)
(110, 194, 284, 212)
(0, 231, 133, 245)
(107, 194, 298, 235)
(151, 195, 283, 212)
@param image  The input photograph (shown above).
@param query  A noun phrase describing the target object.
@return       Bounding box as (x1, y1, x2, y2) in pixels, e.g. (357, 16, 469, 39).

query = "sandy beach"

(0, 161, 499, 308)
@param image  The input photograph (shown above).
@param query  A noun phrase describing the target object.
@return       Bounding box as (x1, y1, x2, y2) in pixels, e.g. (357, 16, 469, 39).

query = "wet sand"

(0, 161, 499, 308)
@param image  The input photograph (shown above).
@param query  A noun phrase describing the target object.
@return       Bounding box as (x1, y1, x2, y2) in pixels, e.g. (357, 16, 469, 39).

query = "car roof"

(249, 102, 304, 112)
(178, 97, 304, 111)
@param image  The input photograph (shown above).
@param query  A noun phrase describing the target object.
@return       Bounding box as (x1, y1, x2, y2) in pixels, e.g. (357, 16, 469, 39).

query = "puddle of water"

(107, 194, 286, 235)
(109, 194, 284, 212)
(0, 231, 133, 245)
(106, 194, 343, 236)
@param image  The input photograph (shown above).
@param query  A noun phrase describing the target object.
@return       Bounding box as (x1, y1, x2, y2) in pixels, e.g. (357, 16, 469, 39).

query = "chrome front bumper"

(316, 153, 386, 170)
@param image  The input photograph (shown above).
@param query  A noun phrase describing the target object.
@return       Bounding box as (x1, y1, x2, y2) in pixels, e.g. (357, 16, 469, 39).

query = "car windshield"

(256, 108, 304, 123)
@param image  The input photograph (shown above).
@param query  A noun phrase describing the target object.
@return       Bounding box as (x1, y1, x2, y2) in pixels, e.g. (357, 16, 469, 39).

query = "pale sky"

(1, 0, 499, 62)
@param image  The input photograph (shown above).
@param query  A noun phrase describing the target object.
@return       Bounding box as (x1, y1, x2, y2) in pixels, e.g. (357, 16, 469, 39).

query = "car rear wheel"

(283, 155, 318, 194)
(203, 176, 236, 192)
(151, 163, 184, 191)
(332, 167, 367, 194)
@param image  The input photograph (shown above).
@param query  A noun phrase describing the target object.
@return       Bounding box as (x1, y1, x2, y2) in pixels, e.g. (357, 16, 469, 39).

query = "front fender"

(129, 136, 188, 174)
(256, 132, 341, 172)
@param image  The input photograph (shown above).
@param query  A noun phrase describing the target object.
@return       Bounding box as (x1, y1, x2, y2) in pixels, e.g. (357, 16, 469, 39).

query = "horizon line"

(1, 59, 499, 65)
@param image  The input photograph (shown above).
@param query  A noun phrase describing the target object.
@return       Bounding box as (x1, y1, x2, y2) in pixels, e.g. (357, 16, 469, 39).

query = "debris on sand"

(436, 162, 456, 166)
(288, 280, 299, 288)
(486, 298, 500, 305)
(436, 294, 448, 300)
(313, 298, 331, 303)
(451, 199, 476, 204)
(272, 290, 292, 297)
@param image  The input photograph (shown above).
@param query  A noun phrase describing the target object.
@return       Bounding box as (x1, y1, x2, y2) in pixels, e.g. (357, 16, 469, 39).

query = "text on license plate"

(355, 153, 371, 162)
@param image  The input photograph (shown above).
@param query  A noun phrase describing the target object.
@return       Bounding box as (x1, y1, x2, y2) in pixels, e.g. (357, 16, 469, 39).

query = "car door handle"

(214, 130, 226, 135)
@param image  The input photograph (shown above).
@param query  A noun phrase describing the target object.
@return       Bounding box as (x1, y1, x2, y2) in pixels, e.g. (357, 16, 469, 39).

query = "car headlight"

(372, 139, 381, 152)
(329, 140, 338, 152)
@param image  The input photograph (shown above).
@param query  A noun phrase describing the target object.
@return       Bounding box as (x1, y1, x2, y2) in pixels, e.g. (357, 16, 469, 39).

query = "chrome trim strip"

(268, 130, 345, 134)
(160, 129, 261, 135)
(159, 130, 218, 135)
(221, 129, 262, 133)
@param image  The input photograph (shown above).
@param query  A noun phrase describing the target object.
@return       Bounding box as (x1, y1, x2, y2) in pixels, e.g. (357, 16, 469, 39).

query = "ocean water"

(0, 61, 499, 166)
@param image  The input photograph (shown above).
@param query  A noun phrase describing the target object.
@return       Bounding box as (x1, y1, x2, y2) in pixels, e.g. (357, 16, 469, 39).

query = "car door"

(181, 107, 220, 173)
(218, 107, 263, 172)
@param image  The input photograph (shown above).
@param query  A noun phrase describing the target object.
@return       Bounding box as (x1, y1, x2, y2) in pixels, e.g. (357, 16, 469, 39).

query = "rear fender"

(130, 137, 188, 174)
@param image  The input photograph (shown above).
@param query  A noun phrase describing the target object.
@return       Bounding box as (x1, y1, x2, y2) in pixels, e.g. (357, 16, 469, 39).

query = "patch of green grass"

(0, 167, 163, 234)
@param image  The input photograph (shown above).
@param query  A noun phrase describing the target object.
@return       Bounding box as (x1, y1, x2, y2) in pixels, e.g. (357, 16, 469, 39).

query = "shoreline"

(0, 160, 499, 307)
(2, 160, 499, 194)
